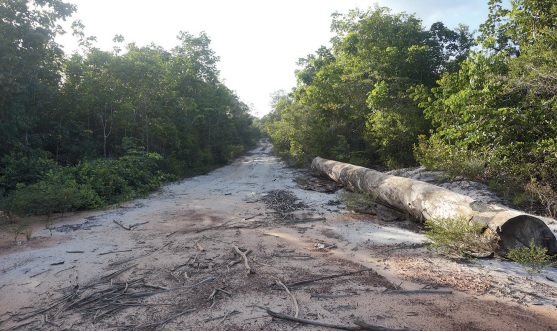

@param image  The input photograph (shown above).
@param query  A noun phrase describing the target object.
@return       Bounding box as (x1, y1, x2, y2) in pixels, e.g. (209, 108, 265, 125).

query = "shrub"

(0, 149, 60, 194)
(116, 151, 166, 197)
(1, 174, 93, 218)
(74, 159, 133, 205)
(338, 190, 376, 211)
(506, 240, 557, 275)
(423, 217, 497, 257)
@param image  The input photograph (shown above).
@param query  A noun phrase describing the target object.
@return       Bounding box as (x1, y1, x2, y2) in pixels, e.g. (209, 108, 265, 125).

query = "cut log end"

(497, 215, 557, 255)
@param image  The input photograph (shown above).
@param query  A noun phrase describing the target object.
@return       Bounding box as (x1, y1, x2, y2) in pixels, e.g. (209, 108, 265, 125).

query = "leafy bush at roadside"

(0, 150, 169, 219)
(424, 217, 497, 258)
(506, 240, 557, 275)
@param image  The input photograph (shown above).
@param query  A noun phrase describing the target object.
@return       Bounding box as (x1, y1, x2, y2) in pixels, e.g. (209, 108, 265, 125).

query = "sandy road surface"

(1, 140, 557, 330)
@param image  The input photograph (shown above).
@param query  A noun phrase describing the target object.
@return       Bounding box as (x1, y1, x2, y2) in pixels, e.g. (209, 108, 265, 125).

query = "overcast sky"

(56, 0, 489, 117)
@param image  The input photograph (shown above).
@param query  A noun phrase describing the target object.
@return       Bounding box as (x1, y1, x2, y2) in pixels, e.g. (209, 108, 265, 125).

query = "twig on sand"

(101, 264, 138, 280)
(98, 249, 133, 256)
(113, 220, 131, 231)
(383, 289, 453, 295)
(266, 308, 402, 331)
(276, 269, 373, 289)
(232, 245, 252, 274)
(136, 309, 195, 330)
(204, 310, 241, 323)
(112, 220, 149, 231)
(311, 292, 358, 299)
(275, 280, 299, 318)
(128, 221, 149, 229)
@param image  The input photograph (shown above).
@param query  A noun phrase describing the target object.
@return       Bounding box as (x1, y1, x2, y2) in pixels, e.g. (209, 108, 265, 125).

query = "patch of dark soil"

(51, 220, 102, 233)
(261, 190, 307, 221)
(295, 174, 343, 193)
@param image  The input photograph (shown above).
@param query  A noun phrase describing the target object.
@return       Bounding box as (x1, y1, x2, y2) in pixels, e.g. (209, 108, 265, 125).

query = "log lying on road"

(311, 157, 557, 254)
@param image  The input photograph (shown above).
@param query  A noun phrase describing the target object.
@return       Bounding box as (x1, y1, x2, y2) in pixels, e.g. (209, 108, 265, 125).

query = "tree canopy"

(265, 5, 474, 168)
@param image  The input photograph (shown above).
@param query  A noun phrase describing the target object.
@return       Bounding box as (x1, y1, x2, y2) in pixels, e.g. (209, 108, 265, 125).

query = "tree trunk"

(311, 157, 557, 255)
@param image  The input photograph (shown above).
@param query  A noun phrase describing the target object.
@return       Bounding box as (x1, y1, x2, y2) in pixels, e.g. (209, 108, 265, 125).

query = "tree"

(267, 5, 474, 168)
(416, 0, 557, 210)
(0, 0, 75, 156)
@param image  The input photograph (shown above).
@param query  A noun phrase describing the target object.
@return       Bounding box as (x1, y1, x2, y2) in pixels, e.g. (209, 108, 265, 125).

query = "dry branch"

(98, 249, 133, 256)
(275, 280, 299, 318)
(384, 289, 453, 295)
(311, 292, 358, 299)
(279, 269, 372, 289)
(266, 309, 399, 331)
(204, 310, 241, 322)
(137, 309, 195, 329)
(101, 264, 138, 280)
(232, 245, 252, 274)
(128, 221, 149, 229)
(113, 220, 131, 231)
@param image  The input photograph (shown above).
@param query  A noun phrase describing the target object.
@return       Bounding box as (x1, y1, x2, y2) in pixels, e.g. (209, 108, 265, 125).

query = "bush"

(0, 149, 60, 194)
(116, 151, 167, 197)
(507, 240, 557, 275)
(74, 159, 133, 205)
(0, 173, 97, 218)
(424, 217, 497, 257)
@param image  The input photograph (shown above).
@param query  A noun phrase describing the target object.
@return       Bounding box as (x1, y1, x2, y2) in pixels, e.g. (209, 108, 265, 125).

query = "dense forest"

(263, 0, 557, 216)
(0, 0, 260, 218)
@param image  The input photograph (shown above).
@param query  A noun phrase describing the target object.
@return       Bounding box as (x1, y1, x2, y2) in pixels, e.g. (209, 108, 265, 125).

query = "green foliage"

(0, 217, 31, 242)
(338, 190, 376, 211)
(266, 5, 473, 168)
(416, 0, 557, 213)
(0, 174, 92, 218)
(424, 217, 497, 257)
(506, 240, 557, 275)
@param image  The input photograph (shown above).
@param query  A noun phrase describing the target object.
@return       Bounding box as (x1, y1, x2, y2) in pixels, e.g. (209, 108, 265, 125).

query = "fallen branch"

(144, 284, 170, 290)
(383, 289, 453, 295)
(274, 254, 313, 259)
(311, 292, 358, 299)
(279, 269, 372, 289)
(30, 269, 51, 278)
(208, 287, 231, 308)
(113, 220, 131, 231)
(275, 280, 299, 318)
(353, 319, 407, 331)
(195, 219, 235, 233)
(101, 264, 138, 280)
(266, 309, 398, 331)
(137, 309, 195, 329)
(244, 213, 263, 220)
(290, 217, 327, 224)
(98, 249, 133, 256)
(128, 221, 149, 229)
(54, 266, 76, 276)
(204, 310, 241, 322)
(232, 245, 252, 274)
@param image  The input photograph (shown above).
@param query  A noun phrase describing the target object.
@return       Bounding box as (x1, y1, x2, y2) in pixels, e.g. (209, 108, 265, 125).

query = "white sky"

(56, 0, 489, 117)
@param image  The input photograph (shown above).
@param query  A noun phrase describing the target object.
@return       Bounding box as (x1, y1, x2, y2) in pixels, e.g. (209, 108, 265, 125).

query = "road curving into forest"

(1, 140, 557, 330)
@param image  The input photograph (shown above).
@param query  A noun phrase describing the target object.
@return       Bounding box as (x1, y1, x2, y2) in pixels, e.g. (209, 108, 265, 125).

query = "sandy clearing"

(1, 139, 557, 330)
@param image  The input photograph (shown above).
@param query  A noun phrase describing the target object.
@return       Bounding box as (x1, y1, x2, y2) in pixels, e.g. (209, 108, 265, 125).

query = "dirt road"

(1, 140, 557, 330)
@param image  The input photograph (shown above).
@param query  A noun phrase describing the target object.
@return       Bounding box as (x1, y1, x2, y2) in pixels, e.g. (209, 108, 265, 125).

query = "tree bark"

(311, 157, 557, 255)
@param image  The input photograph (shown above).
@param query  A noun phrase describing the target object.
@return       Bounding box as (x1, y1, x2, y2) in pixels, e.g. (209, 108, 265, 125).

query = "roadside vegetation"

(0, 0, 261, 225)
(263, 0, 557, 217)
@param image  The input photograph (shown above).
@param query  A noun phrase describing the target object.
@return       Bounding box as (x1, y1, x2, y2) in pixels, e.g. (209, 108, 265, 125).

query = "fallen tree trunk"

(311, 157, 557, 255)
